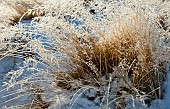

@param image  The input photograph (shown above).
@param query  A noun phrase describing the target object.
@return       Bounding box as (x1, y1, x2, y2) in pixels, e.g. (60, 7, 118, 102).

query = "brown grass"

(55, 12, 166, 105)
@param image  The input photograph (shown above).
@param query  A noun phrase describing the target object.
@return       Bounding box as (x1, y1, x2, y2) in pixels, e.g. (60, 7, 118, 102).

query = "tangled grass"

(54, 11, 167, 107)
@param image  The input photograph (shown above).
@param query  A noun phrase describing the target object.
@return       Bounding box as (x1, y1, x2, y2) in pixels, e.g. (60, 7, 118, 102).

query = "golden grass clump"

(55, 13, 166, 105)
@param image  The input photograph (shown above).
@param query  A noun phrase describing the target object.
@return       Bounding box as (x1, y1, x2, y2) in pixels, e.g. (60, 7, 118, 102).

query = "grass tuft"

(55, 12, 166, 106)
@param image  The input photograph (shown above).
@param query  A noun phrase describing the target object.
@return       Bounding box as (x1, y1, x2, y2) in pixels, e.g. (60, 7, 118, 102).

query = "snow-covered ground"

(1, 56, 170, 109)
(0, 56, 27, 108)
(147, 60, 170, 109)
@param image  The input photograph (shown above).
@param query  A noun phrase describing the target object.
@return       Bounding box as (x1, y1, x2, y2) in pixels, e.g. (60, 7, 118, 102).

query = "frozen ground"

(1, 57, 170, 109)
(147, 60, 170, 109)
(0, 56, 28, 108)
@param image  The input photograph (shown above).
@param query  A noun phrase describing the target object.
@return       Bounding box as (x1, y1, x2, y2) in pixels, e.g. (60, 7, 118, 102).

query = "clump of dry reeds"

(55, 12, 166, 106)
